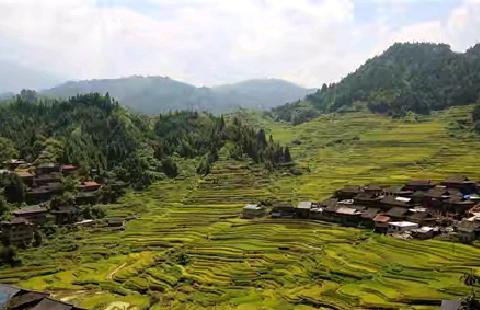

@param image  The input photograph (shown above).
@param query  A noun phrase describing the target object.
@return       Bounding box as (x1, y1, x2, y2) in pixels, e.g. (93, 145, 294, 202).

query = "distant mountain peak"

(42, 76, 312, 114)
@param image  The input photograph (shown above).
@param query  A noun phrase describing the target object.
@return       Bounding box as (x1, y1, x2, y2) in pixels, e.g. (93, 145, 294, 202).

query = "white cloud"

(0, 0, 479, 89)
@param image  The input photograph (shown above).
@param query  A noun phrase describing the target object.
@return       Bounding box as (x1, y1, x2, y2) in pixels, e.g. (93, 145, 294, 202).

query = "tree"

(0, 246, 20, 266)
(284, 147, 292, 162)
(0, 137, 18, 163)
(161, 158, 178, 177)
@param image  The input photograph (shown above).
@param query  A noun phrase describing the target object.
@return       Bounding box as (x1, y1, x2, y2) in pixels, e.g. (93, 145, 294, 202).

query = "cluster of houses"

(243, 175, 480, 243)
(0, 159, 128, 247)
(1, 159, 102, 205)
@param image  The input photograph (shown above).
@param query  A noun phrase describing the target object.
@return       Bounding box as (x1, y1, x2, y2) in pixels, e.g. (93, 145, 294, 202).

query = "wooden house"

(335, 206, 363, 227)
(402, 180, 436, 192)
(33, 172, 62, 186)
(335, 186, 363, 200)
(380, 195, 411, 210)
(383, 186, 413, 197)
(14, 171, 34, 186)
(36, 162, 61, 174)
(271, 203, 296, 218)
(386, 207, 408, 221)
(12, 206, 48, 226)
(26, 186, 53, 204)
(242, 204, 267, 219)
(359, 207, 380, 228)
(444, 197, 476, 217)
(354, 192, 381, 206)
(61, 164, 79, 175)
(373, 214, 391, 233)
(441, 175, 477, 194)
(0, 218, 34, 246)
(411, 227, 436, 240)
(75, 191, 99, 205)
(50, 206, 81, 225)
(78, 181, 101, 192)
(2, 159, 26, 171)
(364, 184, 383, 196)
(107, 217, 126, 229)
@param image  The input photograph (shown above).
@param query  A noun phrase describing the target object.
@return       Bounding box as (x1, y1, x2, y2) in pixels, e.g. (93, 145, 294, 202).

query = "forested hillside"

(0, 93, 292, 189)
(272, 42, 480, 124)
(42, 76, 311, 114)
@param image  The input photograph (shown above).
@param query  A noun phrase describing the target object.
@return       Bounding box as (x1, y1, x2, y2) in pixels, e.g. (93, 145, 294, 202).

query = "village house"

(402, 180, 436, 192)
(373, 214, 391, 233)
(33, 172, 62, 186)
(388, 221, 419, 233)
(61, 164, 79, 175)
(444, 197, 476, 217)
(2, 159, 27, 171)
(26, 186, 53, 204)
(242, 204, 267, 219)
(106, 217, 126, 229)
(12, 206, 48, 226)
(78, 181, 102, 192)
(0, 218, 34, 246)
(386, 207, 408, 221)
(441, 175, 477, 194)
(456, 216, 480, 243)
(50, 205, 81, 225)
(359, 207, 380, 228)
(14, 171, 34, 186)
(335, 206, 364, 226)
(296, 201, 313, 218)
(383, 186, 413, 197)
(75, 191, 99, 205)
(354, 192, 382, 206)
(36, 162, 61, 174)
(411, 226, 437, 240)
(364, 184, 383, 195)
(271, 203, 296, 218)
(380, 195, 412, 209)
(335, 186, 363, 200)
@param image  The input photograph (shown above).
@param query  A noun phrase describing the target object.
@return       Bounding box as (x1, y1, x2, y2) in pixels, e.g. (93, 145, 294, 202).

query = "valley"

(2, 106, 480, 309)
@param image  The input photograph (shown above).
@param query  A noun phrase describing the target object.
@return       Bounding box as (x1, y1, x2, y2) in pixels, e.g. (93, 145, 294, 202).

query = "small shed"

(411, 226, 436, 240)
(388, 221, 418, 233)
(242, 204, 267, 219)
(107, 217, 126, 229)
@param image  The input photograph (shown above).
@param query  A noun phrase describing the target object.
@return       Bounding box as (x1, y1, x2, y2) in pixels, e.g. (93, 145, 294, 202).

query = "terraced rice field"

(2, 106, 480, 309)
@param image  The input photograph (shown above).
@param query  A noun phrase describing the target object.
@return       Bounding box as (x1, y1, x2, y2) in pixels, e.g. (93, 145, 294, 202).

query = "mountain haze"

(43, 76, 311, 114)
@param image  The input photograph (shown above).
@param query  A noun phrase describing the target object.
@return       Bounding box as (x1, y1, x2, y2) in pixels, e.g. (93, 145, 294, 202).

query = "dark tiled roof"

(12, 206, 48, 216)
(365, 184, 382, 191)
(361, 208, 380, 219)
(443, 175, 472, 183)
(380, 196, 409, 207)
(386, 207, 408, 218)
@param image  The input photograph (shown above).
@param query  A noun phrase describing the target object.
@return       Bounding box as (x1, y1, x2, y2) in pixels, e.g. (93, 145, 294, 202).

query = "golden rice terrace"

(2, 106, 480, 309)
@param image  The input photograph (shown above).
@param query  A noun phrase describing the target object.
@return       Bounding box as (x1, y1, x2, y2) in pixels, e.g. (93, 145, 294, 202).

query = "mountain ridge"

(42, 76, 312, 114)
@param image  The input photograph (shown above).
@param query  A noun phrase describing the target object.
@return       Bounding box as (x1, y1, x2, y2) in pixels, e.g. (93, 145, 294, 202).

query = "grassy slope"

(2, 106, 480, 309)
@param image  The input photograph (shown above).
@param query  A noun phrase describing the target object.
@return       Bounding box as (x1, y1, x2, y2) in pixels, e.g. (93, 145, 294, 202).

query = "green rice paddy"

(2, 106, 480, 309)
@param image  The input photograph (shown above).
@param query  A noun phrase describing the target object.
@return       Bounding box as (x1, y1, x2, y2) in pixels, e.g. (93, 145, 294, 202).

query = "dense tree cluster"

(0, 93, 292, 190)
(273, 43, 480, 124)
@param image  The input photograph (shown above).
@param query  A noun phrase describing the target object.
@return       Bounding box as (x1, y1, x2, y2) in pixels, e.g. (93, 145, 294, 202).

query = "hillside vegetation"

(272, 43, 480, 124)
(0, 92, 291, 191)
(2, 106, 480, 309)
(42, 77, 311, 114)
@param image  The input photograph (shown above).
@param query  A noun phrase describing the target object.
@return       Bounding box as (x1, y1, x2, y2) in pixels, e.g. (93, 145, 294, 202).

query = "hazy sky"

(0, 0, 479, 90)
